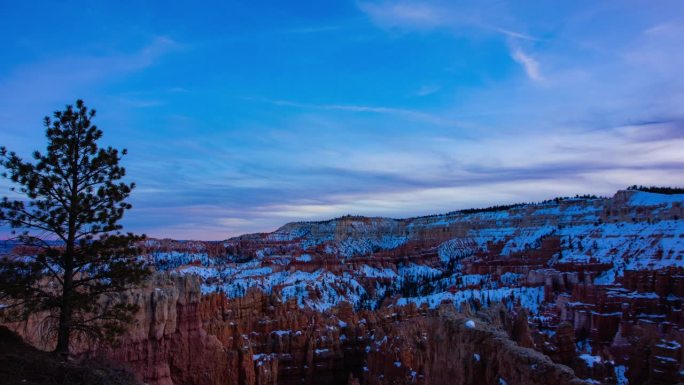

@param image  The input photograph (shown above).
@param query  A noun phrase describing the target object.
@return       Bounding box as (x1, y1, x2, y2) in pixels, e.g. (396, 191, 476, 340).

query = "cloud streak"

(246, 97, 461, 126)
(117, 118, 684, 239)
(357, 0, 539, 40)
(0, 36, 182, 137)
(357, 1, 448, 29)
(510, 47, 543, 82)
(2, 2, 684, 240)
(358, 1, 547, 83)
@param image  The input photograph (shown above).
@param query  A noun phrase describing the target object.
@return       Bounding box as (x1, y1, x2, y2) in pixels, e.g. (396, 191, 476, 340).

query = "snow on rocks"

(150, 189, 683, 324)
(614, 366, 628, 385)
(397, 286, 545, 314)
(579, 354, 602, 368)
(295, 254, 312, 262)
(627, 191, 684, 207)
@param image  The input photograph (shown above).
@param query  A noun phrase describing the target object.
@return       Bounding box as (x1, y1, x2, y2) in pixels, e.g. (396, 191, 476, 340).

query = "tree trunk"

(55, 247, 74, 356)
(55, 126, 80, 356)
(55, 293, 72, 356)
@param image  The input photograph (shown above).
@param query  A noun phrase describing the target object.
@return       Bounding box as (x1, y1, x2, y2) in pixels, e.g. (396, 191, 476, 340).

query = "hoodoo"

(6, 189, 682, 384)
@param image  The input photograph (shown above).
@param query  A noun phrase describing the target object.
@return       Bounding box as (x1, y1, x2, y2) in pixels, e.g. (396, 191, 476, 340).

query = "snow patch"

(579, 354, 602, 368)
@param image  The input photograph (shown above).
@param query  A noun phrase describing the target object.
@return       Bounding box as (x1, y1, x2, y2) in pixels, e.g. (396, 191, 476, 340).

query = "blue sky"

(1, 1, 683, 240)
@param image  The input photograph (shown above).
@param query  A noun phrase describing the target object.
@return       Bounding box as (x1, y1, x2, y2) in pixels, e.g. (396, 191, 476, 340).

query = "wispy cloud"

(357, 0, 538, 40)
(1, 36, 181, 92)
(483, 24, 541, 41)
(358, 1, 447, 29)
(416, 85, 441, 96)
(246, 97, 459, 126)
(359, 1, 548, 83)
(119, 117, 684, 240)
(510, 46, 543, 82)
(280, 25, 342, 34)
(0, 36, 183, 135)
(3, 2, 684, 240)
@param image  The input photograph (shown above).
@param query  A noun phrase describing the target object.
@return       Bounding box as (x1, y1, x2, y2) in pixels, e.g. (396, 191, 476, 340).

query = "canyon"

(4, 189, 684, 384)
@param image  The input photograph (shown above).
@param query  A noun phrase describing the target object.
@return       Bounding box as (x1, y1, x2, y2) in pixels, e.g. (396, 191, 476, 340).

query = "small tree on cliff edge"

(0, 100, 150, 355)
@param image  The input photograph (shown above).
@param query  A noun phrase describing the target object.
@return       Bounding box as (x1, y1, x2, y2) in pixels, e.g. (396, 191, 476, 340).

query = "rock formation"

(3, 189, 684, 384)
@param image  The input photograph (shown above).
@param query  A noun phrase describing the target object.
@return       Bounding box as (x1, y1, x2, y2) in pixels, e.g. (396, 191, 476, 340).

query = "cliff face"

(99, 274, 235, 385)
(363, 307, 587, 385)
(94, 275, 365, 385)
(136, 190, 684, 384)
(99, 277, 588, 385)
(2, 274, 236, 385)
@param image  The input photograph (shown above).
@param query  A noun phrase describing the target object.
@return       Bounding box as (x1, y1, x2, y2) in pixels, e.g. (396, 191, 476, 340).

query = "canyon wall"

(99, 276, 590, 385)
(363, 307, 586, 385)
(4, 189, 684, 384)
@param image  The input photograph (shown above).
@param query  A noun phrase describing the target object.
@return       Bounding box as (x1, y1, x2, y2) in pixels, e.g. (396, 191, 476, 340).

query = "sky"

(1, 1, 683, 240)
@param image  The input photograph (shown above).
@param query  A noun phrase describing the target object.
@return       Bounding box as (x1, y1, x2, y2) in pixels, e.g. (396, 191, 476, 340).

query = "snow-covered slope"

(125, 190, 684, 384)
(145, 190, 683, 316)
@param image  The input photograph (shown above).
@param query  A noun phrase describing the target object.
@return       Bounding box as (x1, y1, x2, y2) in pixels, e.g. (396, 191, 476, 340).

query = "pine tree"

(0, 100, 150, 355)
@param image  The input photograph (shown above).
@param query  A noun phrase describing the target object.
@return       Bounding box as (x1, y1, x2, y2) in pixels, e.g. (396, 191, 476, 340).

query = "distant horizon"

(1, 186, 680, 242)
(2, 1, 684, 240)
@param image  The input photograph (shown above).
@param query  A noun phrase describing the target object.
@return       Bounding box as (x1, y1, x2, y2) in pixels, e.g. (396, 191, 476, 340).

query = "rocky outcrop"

(363, 306, 587, 385)
(200, 290, 384, 385)
(100, 274, 236, 385)
(137, 190, 684, 385)
(95, 276, 591, 385)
